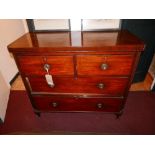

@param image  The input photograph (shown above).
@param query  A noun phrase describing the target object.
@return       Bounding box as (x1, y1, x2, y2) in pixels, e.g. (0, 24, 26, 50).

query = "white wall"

(70, 19, 81, 31)
(0, 19, 28, 122)
(0, 19, 28, 86)
(0, 71, 10, 122)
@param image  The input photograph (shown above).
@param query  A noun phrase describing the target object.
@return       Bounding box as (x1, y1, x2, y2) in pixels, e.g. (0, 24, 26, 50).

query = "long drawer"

(17, 55, 74, 76)
(77, 55, 135, 76)
(26, 76, 129, 96)
(32, 96, 123, 112)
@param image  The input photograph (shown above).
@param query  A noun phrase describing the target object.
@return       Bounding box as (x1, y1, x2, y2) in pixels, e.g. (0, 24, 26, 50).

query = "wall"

(121, 19, 155, 83)
(149, 54, 155, 78)
(0, 19, 28, 122)
(0, 19, 28, 86)
(149, 54, 155, 90)
(0, 71, 10, 122)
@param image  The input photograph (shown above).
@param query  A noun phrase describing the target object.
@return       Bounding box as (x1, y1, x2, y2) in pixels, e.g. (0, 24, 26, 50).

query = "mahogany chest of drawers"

(8, 30, 144, 117)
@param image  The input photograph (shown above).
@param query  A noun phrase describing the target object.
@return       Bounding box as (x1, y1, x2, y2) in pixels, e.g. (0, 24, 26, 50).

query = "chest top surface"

(8, 30, 144, 53)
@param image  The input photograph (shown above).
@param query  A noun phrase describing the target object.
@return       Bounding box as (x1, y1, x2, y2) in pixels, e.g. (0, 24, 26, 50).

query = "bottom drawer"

(32, 96, 123, 112)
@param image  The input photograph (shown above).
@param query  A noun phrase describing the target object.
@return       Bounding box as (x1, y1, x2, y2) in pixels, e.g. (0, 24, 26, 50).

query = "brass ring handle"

(97, 83, 105, 89)
(51, 102, 58, 108)
(100, 63, 108, 70)
(44, 63, 50, 72)
(97, 103, 104, 109)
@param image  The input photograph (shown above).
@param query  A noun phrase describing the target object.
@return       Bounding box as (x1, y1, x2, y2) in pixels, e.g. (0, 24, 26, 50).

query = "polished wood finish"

(77, 55, 135, 76)
(32, 96, 123, 112)
(8, 31, 144, 52)
(17, 55, 74, 76)
(26, 76, 128, 96)
(8, 30, 145, 117)
(11, 74, 153, 91)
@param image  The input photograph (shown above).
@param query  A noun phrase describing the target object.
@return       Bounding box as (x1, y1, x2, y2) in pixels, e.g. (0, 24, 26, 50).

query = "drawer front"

(26, 76, 128, 96)
(32, 96, 123, 112)
(17, 55, 74, 76)
(77, 55, 134, 76)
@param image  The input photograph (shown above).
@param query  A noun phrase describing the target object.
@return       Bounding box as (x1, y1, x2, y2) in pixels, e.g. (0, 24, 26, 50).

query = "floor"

(11, 73, 153, 91)
(11, 75, 25, 90)
(1, 91, 155, 134)
(130, 73, 153, 91)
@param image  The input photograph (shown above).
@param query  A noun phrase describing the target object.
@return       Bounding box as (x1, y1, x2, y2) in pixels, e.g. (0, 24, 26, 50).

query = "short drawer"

(17, 55, 74, 76)
(32, 96, 123, 112)
(26, 76, 129, 96)
(77, 55, 135, 76)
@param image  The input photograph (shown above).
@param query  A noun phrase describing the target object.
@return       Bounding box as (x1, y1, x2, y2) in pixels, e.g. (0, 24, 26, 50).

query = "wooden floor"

(11, 75, 25, 90)
(11, 73, 153, 91)
(130, 73, 153, 91)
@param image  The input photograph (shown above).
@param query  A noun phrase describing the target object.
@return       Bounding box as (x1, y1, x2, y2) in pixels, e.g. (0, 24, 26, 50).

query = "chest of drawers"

(8, 31, 144, 117)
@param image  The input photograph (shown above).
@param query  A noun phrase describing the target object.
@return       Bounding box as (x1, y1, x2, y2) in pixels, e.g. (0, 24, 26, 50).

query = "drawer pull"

(44, 63, 50, 71)
(51, 102, 58, 107)
(100, 63, 108, 70)
(97, 103, 104, 109)
(97, 83, 105, 89)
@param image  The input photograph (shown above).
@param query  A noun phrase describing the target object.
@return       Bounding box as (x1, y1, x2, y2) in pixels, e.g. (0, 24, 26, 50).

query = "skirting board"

(0, 118, 3, 123)
(10, 72, 19, 85)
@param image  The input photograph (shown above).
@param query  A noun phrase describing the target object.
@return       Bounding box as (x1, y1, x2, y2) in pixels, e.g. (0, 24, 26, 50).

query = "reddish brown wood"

(32, 96, 123, 112)
(8, 31, 144, 53)
(7, 30, 145, 116)
(77, 54, 135, 76)
(121, 52, 142, 110)
(26, 76, 128, 96)
(17, 55, 74, 76)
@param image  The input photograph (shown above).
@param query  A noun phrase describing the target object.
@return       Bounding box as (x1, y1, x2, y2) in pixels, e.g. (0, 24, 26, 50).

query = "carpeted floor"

(0, 91, 155, 135)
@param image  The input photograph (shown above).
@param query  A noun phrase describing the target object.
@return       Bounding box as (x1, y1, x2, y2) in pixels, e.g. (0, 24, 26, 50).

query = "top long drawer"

(17, 56, 74, 76)
(76, 55, 135, 76)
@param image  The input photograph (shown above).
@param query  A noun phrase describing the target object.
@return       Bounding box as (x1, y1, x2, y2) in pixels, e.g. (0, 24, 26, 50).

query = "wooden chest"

(8, 31, 144, 117)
